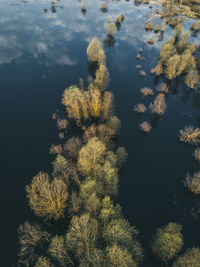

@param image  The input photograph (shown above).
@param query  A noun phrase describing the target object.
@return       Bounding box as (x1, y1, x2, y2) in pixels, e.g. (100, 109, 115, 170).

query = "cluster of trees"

(155, 28, 199, 88)
(18, 38, 143, 267)
(147, 0, 200, 89)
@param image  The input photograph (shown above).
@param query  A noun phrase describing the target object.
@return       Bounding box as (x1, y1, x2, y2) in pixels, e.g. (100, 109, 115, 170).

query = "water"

(0, 0, 200, 266)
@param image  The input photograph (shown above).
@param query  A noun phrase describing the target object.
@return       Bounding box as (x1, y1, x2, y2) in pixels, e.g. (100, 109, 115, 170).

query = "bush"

(103, 218, 139, 249)
(140, 70, 146, 76)
(148, 38, 155, 44)
(154, 24, 160, 32)
(173, 247, 200, 267)
(184, 171, 200, 194)
(102, 91, 114, 120)
(63, 137, 82, 160)
(26, 172, 69, 220)
(18, 222, 50, 265)
(116, 147, 128, 168)
(194, 147, 200, 162)
(106, 116, 121, 134)
(57, 118, 68, 130)
(145, 22, 153, 30)
(156, 83, 169, 94)
(106, 244, 137, 267)
(105, 18, 116, 36)
(79, 248, 106, 267)
(191, 20, 200, 31)
(95, 64, 109, 90)
(99, 196, 121, 223)
(34, 257, 53, 267)
(166, 54, 181, 79)
(179, 126, 200, 145)
(87, 37, 104, 63)
(184, 68, 199, 89)
(150, 222, 184, 264)
(50, 144, 62, 155)
(77, 137, 106, 176)
(149, 93, 167, 115)
(116, 13, 125, 24)
(134, 103, 147, 113)
(62, 85, 88, 126)
(52, 155, 70, 182)
(48, 235, 73, 266)
(66, 213, 99, 258)
(83, 124, 115, 146)
(141, 87, 153, 97)
(140, 121, 151, 133)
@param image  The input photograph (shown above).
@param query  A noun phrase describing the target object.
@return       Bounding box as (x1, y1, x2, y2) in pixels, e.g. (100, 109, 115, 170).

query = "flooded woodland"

(1, 0, 200, 266)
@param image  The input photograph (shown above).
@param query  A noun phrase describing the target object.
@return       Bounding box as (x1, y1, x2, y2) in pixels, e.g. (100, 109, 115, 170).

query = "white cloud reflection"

(0, 0, 165, 67)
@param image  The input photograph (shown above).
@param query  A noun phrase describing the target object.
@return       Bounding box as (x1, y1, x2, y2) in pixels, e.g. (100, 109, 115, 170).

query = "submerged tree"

(62, 85, 88, 126)
(63, 137, 82, 160)
(184, 171, 200, 195)
(103, 217, 139, 249)
(48, 235, 73, 266)
(184, 68, 199, 89)
(66, 213, 99, 258)
(179, 126, 200, 145)
(34, 256, 53, 267)
(106, 244, 137, 267)
(105, 17, 116, 37)
(95, 64, 109, 91)
(150, 222, 184, 264)
(141, 87, 154, 97)
(194, 147, 200, 162)
(149, 93, 167, 115)
(18, 221, 50, 265)
(173, 247, 200, 267)
(140, 121, 151, 133)
(87, 37, 105, 63)
(134, 103, 147, 113)
(83, 124, 115, 146)
(77, 137, 106, 176)
(26, 172, 69, 220)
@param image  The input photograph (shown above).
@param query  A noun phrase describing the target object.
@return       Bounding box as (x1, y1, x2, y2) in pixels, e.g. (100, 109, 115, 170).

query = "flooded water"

(0, 0, 200, 266)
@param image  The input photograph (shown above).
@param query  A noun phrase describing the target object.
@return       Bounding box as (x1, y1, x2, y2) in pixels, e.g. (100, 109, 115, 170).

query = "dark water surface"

(0, 0, 200, 266)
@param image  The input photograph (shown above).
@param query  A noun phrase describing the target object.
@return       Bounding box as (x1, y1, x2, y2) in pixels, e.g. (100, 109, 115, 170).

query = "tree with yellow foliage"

(26, 172, 69, 220)
(77, 137, 106, 176)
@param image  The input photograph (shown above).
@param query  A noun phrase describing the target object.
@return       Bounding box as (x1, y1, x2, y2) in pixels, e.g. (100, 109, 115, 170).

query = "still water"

(0, 0, 200, 266)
